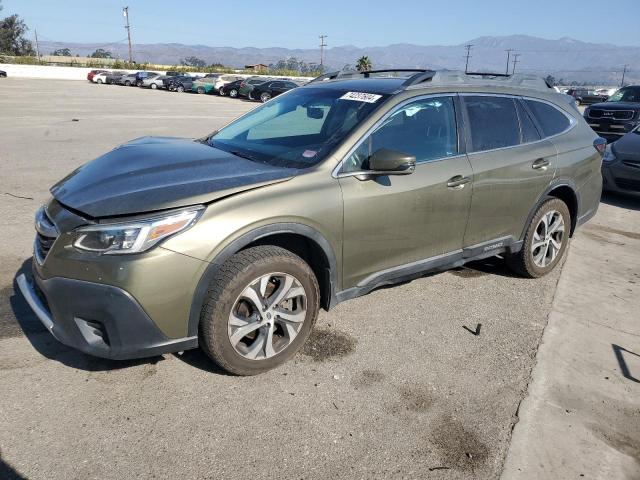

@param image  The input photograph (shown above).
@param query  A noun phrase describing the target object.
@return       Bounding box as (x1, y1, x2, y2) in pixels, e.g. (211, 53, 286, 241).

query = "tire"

(229, 89, 238, 98)
(197, 86, 205, 94)
(151, 83, 157, 89)
(506, 197, 571, 278)
(177, 85, 185, 93)
(260, 92, 272, 103)
(199, 246, 320, 376)
(218, 87, 225, 96)
(136, 80, 143, 87)
(125, 80, 131, 86)
(96, 79, 103, 84)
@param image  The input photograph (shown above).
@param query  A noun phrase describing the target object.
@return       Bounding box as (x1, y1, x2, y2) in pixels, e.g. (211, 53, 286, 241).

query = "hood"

(51, 136, 296, 218)
(587, 101, 640, 110)
(612, 129, 640, 162)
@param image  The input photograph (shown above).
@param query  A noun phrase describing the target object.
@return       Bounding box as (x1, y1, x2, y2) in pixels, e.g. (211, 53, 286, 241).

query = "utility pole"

(505, 49, 513, 75)
(621, 64, 628, 87)
(464, 44, 473, 73)
(123, 6, 133, 64)
(512, 53, 521, 75)
(319, 35, 327, 70)
(34, 29, 41, 61)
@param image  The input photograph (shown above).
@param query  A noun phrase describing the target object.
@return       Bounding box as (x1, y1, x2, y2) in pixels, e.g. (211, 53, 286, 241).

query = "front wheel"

(150, 83, 157, 89)
(218, 87, 225, 96)
(506, 197, 570, 278)
(197, 86, 205, 94)
(260, 92, 272, 103)
(125, 80, 131, 86)
(177, 85, 185, 93)
(229, 89, 238, 98)
(199, 246, 320, 375)
(96, 79, 103, 84)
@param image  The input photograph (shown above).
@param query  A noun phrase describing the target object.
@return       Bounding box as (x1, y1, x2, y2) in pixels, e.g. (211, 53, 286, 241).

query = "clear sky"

(3, 0, 640, 48)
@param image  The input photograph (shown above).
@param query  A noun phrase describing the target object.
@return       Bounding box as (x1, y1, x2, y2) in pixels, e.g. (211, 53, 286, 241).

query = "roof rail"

(307, 69, 432, 83)
(406, 70, 552, 91)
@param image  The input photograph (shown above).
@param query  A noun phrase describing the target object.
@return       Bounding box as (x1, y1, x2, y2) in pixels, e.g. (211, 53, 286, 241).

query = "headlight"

(73, 207, 203, 254)
(602, 145, 616, 164)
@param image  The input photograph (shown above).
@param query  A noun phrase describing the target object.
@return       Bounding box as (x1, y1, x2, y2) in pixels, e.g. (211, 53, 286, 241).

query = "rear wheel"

(199, 246, 319, 376)
(229, 89, 238, 98)
(197, 86, 205, 94)
(506, 197, 570, 278)
(150, 83, 157, 89)
(136, 80, 143, 87)
(177, 85, 185, 93)
(96, 79, 103, 84)
(218, 87, 226, 96)
(125, 80, 131, 86)
(260, 92, 272, 103)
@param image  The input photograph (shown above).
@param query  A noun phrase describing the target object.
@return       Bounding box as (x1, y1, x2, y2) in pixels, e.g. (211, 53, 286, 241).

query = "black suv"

(584, 86, 640, 141)
(566, 88, 607, 106)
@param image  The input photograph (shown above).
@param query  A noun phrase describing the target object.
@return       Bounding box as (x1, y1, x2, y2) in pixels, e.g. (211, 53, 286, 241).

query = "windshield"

(606, 86, 640, 103)
(209, 87, 389, 168)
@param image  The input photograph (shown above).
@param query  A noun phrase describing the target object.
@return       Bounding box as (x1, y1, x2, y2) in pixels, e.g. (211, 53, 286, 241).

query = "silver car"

(141, 74, 165, 89)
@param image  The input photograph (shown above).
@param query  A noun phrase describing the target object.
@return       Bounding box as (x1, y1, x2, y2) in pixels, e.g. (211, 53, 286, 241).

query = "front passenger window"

(343, 96, 458, 172)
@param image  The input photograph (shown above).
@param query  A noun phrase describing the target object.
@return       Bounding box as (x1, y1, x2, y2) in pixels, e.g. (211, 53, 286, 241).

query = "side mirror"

(367, 148, 416, 175)
(307, 107, 325, 119)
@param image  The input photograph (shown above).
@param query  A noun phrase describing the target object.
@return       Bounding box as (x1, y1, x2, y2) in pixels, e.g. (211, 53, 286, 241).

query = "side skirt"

(333, 236, 521, 306)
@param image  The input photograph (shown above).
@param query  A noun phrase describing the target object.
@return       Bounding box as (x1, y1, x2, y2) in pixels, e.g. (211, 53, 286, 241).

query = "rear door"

(339, 95, 473, 288)
(461, 95, 557, 249)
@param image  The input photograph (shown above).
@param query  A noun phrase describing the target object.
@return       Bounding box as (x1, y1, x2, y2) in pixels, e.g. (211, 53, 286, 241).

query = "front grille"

(34, 207, 59, 264)
(589, 109, 635, 121)
(614, 178, 640, 192)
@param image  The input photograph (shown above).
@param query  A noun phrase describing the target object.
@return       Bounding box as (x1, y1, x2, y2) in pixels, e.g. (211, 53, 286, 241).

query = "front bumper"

(602, 162, 640, 197)
(17, 269, 198, 360)
(585, 119, 638, 142)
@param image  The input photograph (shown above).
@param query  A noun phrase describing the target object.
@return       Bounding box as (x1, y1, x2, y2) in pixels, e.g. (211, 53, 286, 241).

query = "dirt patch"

(352, 369, 385, 388)
(300, 328, 356, 362)
(427, 415, 490, 472)
(450, 268, 488, 278)
(590, 225, 640, 241)
(399, 386, 434, 412)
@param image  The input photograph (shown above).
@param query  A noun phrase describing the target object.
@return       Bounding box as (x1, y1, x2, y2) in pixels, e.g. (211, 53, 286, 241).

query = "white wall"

(0, 64, 313, 82)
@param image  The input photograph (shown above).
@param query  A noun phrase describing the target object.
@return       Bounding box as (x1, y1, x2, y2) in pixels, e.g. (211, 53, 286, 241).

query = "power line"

(511, 53, 521, 74)
(123, 6, 133, 63)
(505, 49, 513, 75)
(319, 35, 327, 69)
(464, 44, 473, 73)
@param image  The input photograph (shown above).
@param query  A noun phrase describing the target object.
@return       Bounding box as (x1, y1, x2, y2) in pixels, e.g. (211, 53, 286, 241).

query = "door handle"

(532, 158, 550, 170)
(447, 175, 471, 189)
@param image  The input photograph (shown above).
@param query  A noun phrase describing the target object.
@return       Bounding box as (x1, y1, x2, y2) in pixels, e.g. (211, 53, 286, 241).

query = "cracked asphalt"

(1, 78, 564, 479)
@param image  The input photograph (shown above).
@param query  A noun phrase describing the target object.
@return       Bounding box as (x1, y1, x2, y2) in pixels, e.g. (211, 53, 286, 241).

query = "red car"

(87, 70, 107, 82)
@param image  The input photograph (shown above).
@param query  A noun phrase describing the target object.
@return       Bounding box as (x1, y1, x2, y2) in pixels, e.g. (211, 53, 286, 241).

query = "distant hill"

(40, 35, 640, 84)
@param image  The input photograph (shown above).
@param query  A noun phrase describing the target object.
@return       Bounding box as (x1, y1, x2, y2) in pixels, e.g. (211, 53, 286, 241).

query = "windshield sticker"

(339, 92, 382, 103)
(302, 150, 317, 158)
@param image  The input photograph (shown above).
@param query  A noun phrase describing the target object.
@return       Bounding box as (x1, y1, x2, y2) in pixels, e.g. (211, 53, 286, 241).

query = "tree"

(0, 13, 35, 56)
(90, 48, 112, 59)
(51, 48, 71, 56)
(356, 55, 372, 72)
(181, 56, 206, 68)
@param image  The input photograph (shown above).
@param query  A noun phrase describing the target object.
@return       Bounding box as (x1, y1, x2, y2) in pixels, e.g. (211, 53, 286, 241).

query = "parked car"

(18, 69, 604, 376)
(566, 88, 607, 106)
(0, 70, 6, 78)
(92, 72, 110, 84)
(141, 74, 166, 89)
(213, 75, 245, 94)
(191, 77, 218, 94)
(87, 69, 107, 82)
(165, 75, 198, 92)
(583, 85, 640, 141)
(601, 125, 640, 196)
(105, 71, 129, 85)
(249, 80, 299, 102)
(238, 77, 271, 98)
(119, 71, 160, 87)
(218, 79, 243, 97)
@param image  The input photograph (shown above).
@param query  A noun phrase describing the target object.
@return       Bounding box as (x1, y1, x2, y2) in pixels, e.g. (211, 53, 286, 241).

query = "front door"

(338, 95, 473, 289)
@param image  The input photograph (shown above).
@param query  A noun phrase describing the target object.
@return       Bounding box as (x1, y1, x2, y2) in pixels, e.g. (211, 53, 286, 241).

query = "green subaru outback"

(18, 70, 603, 375)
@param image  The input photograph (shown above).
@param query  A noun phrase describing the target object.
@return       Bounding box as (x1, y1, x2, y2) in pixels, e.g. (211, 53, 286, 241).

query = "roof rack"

(406, 70, 553, 91)
(308, 69, 432, 83)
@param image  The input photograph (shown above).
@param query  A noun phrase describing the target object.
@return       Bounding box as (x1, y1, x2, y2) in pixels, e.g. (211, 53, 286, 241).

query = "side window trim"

(332, 93, 461, 178)
(515, 98, 542, 143)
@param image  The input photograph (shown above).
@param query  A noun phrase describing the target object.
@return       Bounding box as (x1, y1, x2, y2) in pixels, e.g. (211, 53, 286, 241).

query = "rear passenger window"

(524, 100, 571, 137)
(516, 100, 541, 143)
(464, 96, 520, 152)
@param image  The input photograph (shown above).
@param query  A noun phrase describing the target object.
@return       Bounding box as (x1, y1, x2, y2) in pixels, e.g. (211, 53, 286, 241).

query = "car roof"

(302, 77, 406, 94)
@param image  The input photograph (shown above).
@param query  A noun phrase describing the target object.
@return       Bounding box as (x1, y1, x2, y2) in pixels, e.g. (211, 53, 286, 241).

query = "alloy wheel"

(227, 272, 307, 360)
(531, 210, 565, 267)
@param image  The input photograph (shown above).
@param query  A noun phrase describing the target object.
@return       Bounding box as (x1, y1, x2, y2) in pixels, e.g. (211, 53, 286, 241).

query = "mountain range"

(40, 35, 640, 84)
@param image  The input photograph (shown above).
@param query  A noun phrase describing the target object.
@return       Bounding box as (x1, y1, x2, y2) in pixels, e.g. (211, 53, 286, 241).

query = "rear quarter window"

(524, 100, 572, 138)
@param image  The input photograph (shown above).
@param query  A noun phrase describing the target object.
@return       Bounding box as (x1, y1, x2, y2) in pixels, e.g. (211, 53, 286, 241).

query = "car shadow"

(601, 192, 640, 211)
(0, 453, 28, 480)
(172, 349, 232, 376)
(8, 259, 164, 372)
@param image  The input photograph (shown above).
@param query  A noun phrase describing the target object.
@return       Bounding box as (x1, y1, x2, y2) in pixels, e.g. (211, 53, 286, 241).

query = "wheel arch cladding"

(546, 185, 578, 235)
(187, 223, 338, 337)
